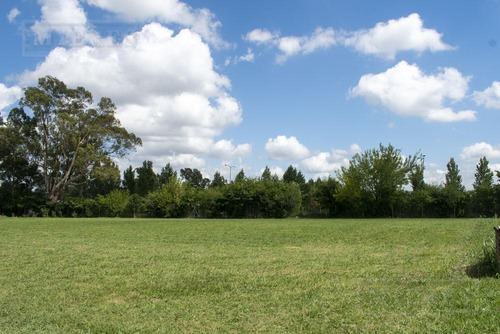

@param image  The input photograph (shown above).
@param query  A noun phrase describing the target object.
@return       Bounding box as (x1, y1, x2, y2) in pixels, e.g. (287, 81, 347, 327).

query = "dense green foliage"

(472, 157, 496, 217)
(337, 144, 421, 217)
(2, 78, 500, 218)
(2, 142, 500, 218)
(0, 218, 498, 332)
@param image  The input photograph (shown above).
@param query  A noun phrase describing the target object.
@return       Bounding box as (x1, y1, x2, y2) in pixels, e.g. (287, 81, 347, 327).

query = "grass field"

(0, 218, 499, 333)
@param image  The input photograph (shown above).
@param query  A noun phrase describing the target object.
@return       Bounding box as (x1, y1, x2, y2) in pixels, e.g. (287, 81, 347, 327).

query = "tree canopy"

(472, 156, 495, 216)
(159, 163, 177, 186)
(3, 101, 500, 220)
(442, 158, 466, 218)
(337, 144, 421, 217)
(473, 157, 494, 188)
(180, 168, 210, 188)
(3, 76, 141, 204)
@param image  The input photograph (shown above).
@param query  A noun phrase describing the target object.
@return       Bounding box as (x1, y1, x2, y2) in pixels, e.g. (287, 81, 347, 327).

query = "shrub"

(98, 189, 130, 217)
(144, 178, 184, 218)
(123, 193, 144, 218)
(57, 197, 95, 217)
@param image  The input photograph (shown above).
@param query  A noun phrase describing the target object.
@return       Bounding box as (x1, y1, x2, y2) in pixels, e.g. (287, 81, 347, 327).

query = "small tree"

(136, 161, 159, 196)
(409, 156, 425, 192)
(210, 171, 227, 188)
(98, 189, 129, 217)
(180, 168, 209, 188)
(443, 157, 466, 217)
(474, 157, 494, 188)
(261, 166, 272, 181)
(472, 157, 495, 217)
(283, 165, 305, 185)
(408, 156, 431, 217)
(411, 189, 433, 218)
(312, 177, 340, 217)
(337, 144, 420, 217)
(125, 193, 143, 218)
(158, 163, 177, 186)
(123, 166, 136, 194)
(234, 169, 246, 183)
(144, 178, 184, 218)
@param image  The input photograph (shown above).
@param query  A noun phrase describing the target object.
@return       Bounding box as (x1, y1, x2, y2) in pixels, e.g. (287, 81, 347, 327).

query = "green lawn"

(0, 218, 499, 333)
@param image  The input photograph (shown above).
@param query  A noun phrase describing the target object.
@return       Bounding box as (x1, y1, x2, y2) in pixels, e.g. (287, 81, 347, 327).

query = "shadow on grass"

(466, 261, 498, 279)
(466, 238, 499, 279)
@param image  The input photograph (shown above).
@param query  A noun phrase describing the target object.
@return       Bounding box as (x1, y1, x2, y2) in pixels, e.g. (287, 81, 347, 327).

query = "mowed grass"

(0, 218, 499, 333)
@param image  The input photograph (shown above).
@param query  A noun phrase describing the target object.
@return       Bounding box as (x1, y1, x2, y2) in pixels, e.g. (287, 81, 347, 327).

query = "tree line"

(1, 77, 500, 218)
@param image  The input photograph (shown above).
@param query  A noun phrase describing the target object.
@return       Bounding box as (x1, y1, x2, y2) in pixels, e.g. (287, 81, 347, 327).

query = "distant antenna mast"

(225, 164, 236, 182)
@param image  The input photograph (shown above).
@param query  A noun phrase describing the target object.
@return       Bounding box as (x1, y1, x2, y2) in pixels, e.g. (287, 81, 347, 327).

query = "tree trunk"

(49, 194, 58, 205)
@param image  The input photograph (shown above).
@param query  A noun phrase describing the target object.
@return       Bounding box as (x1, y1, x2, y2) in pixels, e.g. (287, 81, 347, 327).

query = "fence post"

(495, 226, 500, 266)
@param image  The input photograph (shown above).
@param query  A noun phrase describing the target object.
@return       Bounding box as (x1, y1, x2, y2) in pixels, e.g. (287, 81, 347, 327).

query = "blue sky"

(1, 0, 500, 187)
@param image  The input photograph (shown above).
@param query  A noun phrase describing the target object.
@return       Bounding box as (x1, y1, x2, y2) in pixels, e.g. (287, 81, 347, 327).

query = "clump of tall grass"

(466, 237, 499, 278)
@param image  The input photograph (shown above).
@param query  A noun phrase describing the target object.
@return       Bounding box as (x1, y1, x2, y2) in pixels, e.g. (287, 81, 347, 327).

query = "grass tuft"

(466, 237, 499, 279)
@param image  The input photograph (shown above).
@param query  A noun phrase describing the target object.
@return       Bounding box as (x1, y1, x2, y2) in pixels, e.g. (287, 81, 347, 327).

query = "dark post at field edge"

(495, 226, 500, 266)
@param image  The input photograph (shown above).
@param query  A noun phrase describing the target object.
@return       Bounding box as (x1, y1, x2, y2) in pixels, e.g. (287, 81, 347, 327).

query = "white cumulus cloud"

(155, 154, 206, 170)
(32, 0, 102, 45)
(7, 8, 21, 23)
(350, 61, 476, 122)
(343, 13, 452, 60)
(490, 164, 500, 173)
(85, 0, 226, 47)
(424, 164, 446, 185)
(460, 142, 500, 161)
(300, 152, 349, 174)
(246, 13, 451, 63)
(265, 136, 310, 160)
(490, 164, 500, 175)
(31, 0, 226, 47)
(245, 29, 278, 44)
(119, 152, 206, 174)
(19, 23, 249, 166)
(245, 27, 338, 63)
(0, 84, 22, 115)
(350, 144, 362, 155)
(238, 48, 255, 63)
(277, 28, 338, 63)
(300, 145, 360, 174)
(473, 81, 500, 109)
(211, 140, 252, 160)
